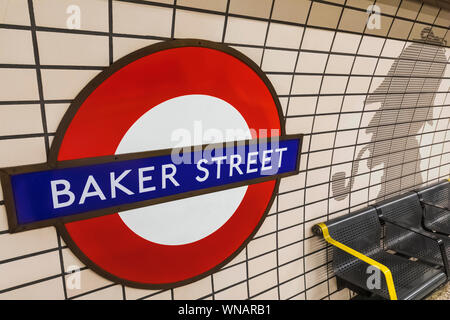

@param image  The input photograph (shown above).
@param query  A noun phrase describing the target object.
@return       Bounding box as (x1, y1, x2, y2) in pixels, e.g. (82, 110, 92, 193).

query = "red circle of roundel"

(54, 40, 283, 288)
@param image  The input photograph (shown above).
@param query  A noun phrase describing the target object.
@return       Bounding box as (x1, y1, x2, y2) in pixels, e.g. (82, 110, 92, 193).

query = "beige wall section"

(0, 0, 449, 300)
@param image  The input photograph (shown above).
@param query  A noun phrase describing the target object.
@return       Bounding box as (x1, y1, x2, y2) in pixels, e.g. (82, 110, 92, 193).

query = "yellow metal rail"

(317, 223, 398, 300)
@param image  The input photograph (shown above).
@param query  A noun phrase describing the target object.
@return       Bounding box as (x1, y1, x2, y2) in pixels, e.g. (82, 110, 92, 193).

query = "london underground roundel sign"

(0, 40, 302, 288)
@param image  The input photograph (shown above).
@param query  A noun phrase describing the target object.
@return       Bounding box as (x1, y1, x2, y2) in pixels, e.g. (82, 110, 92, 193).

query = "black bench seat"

(313, 207, 447, 300)
(415, 180, 450, 236)
(373, 192, 450, 271)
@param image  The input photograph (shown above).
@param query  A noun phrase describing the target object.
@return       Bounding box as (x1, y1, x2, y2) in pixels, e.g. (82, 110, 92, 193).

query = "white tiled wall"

(0, 0, 449, 300)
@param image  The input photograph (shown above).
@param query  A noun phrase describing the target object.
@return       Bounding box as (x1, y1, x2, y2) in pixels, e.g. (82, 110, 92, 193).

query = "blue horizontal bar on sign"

(9, 136, 301, 226)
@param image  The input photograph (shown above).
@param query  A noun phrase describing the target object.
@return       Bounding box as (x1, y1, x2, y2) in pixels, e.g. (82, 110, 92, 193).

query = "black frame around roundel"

(50, 39, 287, 290)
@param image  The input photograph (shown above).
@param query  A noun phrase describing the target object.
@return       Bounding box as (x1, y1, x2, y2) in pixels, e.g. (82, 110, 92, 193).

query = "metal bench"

(415, 180, 450, 236)
(373, 192, 450, 274)
(313, 206, 448, 300)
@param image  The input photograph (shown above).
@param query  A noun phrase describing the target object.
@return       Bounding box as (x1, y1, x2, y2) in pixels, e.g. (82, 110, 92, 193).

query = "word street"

(4, 136, 301, 228)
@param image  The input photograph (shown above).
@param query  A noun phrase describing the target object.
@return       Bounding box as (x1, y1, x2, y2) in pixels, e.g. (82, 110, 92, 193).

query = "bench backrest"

(326, 207, 382, 274)
(417, 180, 449, 208)
(374, 192, 423, 228)
(416, 180, 450, 230)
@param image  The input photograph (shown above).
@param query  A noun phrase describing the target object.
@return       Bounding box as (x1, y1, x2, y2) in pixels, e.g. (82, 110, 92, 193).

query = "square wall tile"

(278, 241, 303, 265)
(397, 0, 422, 20)
(0, 104, 43, 135)
(347, 76, 371, 94)
(279, 171, 306, 193)
(388, 18, 413, 40)
(280, 276, 304, 299)
(254, 214, 276, 237)
(223, 247, 246, 268)
(331, 32, 361, 54)
(407, 22, 431, 42)
(307, 2, 342, 29)
(306, 281, 328, 299)
(286, 116, 313, 135)
(213, 263, 247, 291)
(41, 69, 99, 100)
(317, 95, 343, 114)
(225, 17, 267, 46)
(0, 278, 64, 300)
(113, 37, 159, 62)
(215, 282, 248, 299)
(435, 9, 450, 27)
(286, 96, 317, 116)
(338, 8, 367, 33)
(292, 75, 322, 95)
(305, 258, 327, 282)
(266, 23, 303, 49)
(113, 1, 172, 37)
(177, 0, 227, 12)
(45, 103, 69, 133)
(352, 56, 377, 75)
(173, 276, 212, 299)
(279, 224, 303, 248)
(278, 189, 304, 212)
(358, 36, 385, 56)
(0, 68, 39, 101)
(174, 10, 225, 42)
(267, 74, 291, 95)
(0, 29, 34, 64)
(301, 28, 334, 51)
(262, 49, 297, 72)
(248, 269, 277, 297)
(308, 150, 333, 169)
(34, 0, 108, 32)
(321, 76, 348, 94)
(37, 32, 109, 66)
(229, 0, 273, 19)
(279, 258, 304, 283)
(248, 252, 277, 277)
(0, 0, 30, 25)
(335, 129, 357, 147)
(230, 45, 263, 65)
(381, 39, 406, 57)
(0, 137, 47, 167)
(365, 15, 393, 37)
(272, 0, 311, 24)
(296, 52, 328, 73)
(247, 233, 276, 258)
(338, 112, 362, 130)
(325, 54, 354, 74)
(278, 207, 303, 229)
(313, 114, 339, 132)
(306, 167, 330, 187)
(329, 194, 350, 213)
(310, 132, 335, 152)
(376, 0, 401, 15)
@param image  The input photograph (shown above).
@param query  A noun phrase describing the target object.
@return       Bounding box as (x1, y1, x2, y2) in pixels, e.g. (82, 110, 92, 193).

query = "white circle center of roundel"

(115, 95, 251, 246)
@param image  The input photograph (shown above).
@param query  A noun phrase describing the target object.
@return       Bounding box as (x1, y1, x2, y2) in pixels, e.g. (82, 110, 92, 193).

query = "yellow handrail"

(317, 223, 398, 300)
